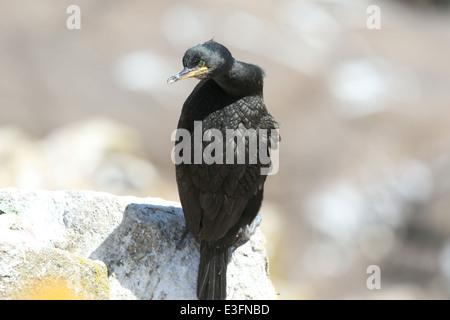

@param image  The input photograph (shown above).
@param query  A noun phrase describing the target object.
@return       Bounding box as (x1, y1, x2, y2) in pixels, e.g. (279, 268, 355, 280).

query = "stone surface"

(0, 239, 109, 300)
(0, 188, 277, 300)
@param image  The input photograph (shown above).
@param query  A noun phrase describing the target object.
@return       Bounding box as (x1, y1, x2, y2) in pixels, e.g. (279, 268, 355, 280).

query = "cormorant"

(168, 40, 279, 300)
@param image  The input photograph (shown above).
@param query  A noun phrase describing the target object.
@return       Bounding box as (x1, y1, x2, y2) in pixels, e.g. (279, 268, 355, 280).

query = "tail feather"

(197, 242, 229, 300)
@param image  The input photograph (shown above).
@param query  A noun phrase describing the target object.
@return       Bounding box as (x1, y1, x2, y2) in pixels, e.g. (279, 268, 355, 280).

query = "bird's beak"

(167, 66, 208, 84)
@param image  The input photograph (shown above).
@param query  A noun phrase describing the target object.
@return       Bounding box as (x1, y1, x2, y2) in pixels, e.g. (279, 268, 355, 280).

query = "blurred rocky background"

(1, 0, 449, 299)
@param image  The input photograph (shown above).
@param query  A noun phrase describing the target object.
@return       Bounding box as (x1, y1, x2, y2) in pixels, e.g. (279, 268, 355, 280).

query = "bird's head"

(168, 40, 233, 84)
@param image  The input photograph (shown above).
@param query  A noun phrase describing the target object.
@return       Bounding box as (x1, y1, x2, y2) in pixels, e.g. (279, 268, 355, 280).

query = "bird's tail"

(197, 241, 230, 300)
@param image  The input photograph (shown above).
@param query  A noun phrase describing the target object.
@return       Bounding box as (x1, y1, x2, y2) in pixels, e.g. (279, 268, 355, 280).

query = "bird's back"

(176, 79, 277, 245)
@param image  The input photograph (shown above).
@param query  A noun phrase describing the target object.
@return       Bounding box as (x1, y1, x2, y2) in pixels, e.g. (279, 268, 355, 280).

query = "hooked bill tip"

(167, 75, 178, 85)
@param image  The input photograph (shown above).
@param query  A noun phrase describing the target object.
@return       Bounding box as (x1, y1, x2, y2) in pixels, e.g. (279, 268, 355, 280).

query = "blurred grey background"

(1, 0, 450, 299)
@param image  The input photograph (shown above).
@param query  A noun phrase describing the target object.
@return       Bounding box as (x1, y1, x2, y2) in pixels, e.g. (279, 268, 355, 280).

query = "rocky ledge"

(0, 188, 277, 300)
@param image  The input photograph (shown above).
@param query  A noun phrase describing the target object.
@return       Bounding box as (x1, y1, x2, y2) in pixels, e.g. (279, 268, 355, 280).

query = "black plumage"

(168, 40, 278, 300)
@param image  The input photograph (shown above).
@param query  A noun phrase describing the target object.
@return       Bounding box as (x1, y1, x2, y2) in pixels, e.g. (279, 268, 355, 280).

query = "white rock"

(0, 188, 277, 300)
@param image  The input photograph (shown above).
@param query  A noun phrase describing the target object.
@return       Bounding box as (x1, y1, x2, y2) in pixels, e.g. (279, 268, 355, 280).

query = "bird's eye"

(197, 60, 205, 67)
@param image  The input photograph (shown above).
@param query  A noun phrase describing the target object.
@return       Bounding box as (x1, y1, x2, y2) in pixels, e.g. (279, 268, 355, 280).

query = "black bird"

(168, 40, 279, 300)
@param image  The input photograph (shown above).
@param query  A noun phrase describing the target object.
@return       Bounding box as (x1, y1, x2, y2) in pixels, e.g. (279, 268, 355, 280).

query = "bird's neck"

(213, 59, 264, 97)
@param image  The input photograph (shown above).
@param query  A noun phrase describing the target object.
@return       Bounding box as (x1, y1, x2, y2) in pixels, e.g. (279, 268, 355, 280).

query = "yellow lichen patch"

(1, 244, 110, 300)
(20, 277, 82, 300)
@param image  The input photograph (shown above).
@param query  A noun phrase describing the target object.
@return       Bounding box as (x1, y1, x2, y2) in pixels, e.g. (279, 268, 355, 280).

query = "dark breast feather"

(175, 79, 277, 244)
